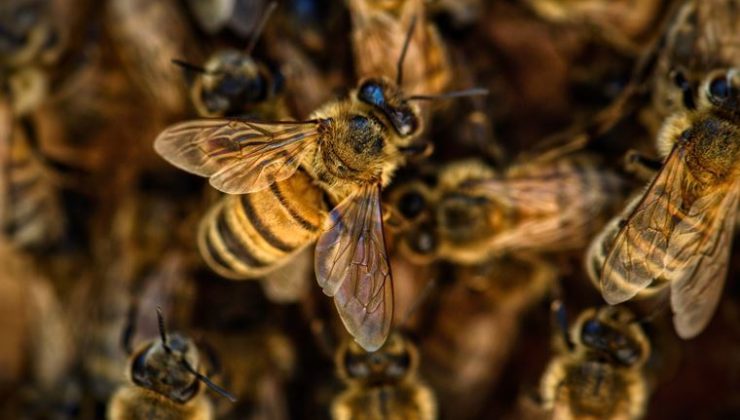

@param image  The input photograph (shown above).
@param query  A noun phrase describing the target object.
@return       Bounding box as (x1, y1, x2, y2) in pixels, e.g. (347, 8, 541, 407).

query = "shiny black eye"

(359, 82, 385, 106)
(398, 191, 425, 219)
(581, 319, 603, 344)
(708, 77, 730, 100)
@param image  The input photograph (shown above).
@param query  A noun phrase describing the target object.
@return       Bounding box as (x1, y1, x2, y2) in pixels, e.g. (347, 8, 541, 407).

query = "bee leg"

(623, 150, 661, 182)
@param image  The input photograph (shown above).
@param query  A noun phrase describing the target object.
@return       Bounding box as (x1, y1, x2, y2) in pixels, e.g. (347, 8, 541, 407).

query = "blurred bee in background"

(174, 2, 287, 120)
(155, 22, 487, 350)
(539, 303, 652, 420)
(0, 242, 76, 417)
(393, 155, 626, 266)
(184, 0, 273, 38)
(105, 0, 200, 119)
(590, 69, 740, 339)
(417, 255, 557, 419)
(348, 0, 452, 97)
(199, 328, 295, 420)
(0, 100, 64, 250)
(522, 0, 666, 55)
(108, 309, 235, 420)
(332, 332, 436, 420)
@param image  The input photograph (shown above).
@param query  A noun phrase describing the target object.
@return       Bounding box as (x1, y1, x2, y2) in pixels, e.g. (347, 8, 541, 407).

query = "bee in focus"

(391, 155, 625, 265)
(173, 2, 286, 119)
(108, 309, 235, 420)
(154, 24, 486, 350)
(592, 69, 740, 339)
(540, 303, 651, 420)
(348, 0, 451, 96)
(332, 332, 436, 420)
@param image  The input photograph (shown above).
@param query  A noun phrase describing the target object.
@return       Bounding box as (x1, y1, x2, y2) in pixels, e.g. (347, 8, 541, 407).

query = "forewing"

(600, 146, 697, 304)
(314, 184, 393, 352)
(154, 119, 321, 194)
(671, 185, 739, 339)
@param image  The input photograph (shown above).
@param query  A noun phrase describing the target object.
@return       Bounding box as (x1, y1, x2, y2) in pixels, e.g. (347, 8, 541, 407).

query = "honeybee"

(105, 0, 198, 118)
(0, 0, 61, 69)
(522, 0, 665, 54)
(332, 332, 436, 420)
(0, 242, 75, 415)
(591, 69, 740, 339)
(392, 155, 625, 265)
(174, 3, 286, 119)
(0, 100, 64, 250)
(155, 30, 486, 350)
(185, 0, 272, 37)
(647, 0, 740, 128)
(108, 309, 235, 420)
(348, 0, 451, 96)
(540, 304, 651, 420)
(418, 254, 557, 419)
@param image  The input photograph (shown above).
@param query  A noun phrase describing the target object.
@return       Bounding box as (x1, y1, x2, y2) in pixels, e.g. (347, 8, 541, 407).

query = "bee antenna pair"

(155, 307, 237, 402)
(395, 16, 489, 101)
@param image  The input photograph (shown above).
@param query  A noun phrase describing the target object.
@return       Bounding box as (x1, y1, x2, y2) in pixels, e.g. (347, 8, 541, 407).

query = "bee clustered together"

(0, 0, 739, 419)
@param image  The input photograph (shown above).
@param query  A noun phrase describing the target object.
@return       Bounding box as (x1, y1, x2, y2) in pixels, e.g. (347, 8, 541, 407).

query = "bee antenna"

(121, 302, 138, 355)
(171, 59, 208, 74)
(407, 88, 489, 101)
(246, 1, 278, 55)
(156, 307, 172, 354)
(181, 359, 237, 403)
(396, 15, 418, 86)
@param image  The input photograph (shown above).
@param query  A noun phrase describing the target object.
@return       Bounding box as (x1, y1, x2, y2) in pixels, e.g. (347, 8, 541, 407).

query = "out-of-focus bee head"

(129, 333, 203, 404)
(435, 160, 501, 247)
(0, 0, 58, 67)
(571, 306, 650, 368)
(389, 180, 439, 262)
(356, 76, 423, 141)
(337, 332, 418, 386)
(192, 49, 284, 117)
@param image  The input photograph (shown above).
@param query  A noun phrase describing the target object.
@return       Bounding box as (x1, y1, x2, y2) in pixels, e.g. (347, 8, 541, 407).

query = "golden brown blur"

(0, 0, 739, 419)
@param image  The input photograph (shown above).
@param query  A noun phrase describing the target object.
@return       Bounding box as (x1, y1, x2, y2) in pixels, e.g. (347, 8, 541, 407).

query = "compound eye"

(708, 76, 730, 101)
(581, 319, 603, 344)
(358, 81, 386, 107)
(398, 190, 426, 219)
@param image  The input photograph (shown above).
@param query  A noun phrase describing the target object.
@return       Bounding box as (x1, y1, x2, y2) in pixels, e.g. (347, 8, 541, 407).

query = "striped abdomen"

(0, 117, 64, 249)
(198, 170, 327, 279)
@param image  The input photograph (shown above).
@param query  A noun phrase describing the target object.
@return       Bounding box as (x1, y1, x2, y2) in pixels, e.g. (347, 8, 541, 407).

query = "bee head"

(575, 307, 650, 367)
(130, 334, 202, 404)
(357, 77, 421, 138)
(337, 332, 417, 386)
(390, 181, 440, 262)
(193, 50, 281, 117)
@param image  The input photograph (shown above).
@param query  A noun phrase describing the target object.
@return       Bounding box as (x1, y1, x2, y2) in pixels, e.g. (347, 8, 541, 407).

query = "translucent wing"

(467, 158, 622, 252)
(154, 119, 323, 194)
(315, 183, 393, 352)
(671, 185, 739, 339)
(600, 145, 730, 304)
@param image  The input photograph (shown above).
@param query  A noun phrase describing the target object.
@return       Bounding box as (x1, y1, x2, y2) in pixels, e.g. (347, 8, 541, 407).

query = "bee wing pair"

(601, 144, 738, 338)
(155, 119, 392, 351)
